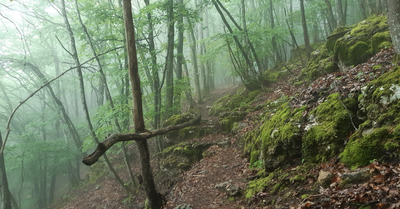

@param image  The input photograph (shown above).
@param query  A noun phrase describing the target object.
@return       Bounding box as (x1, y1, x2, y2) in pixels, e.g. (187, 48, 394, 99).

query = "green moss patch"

(302, 93, 358, 162)
(340, 127, 395, 166)
(210, 87, 259, 116)
(158, 142, 213, 172)
(334, 15, 391, 66)
(340, 67, 400, 166)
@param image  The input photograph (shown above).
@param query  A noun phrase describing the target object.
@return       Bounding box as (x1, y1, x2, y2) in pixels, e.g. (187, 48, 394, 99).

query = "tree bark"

(324, 0, 337, 31)
(388, 0, 400, 55)
(122, 0, 162, 208)
(186, 18, 202, 103)
(0, 132, 12, 209)
(300, 0, 312, 57)
(176, 0, 185, 110)
(165, 0, 175, 117)
(61, 0, 131, 194)
(336, 0, 345, 26)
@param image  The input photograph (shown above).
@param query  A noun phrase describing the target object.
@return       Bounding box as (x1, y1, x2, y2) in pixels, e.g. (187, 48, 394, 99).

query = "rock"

(173, 203, 192, 209)
(217, 139, 230, 148)
(318, 170, 332, 188)
(339, 169, 370, 188)
(215, 181, 241, 197)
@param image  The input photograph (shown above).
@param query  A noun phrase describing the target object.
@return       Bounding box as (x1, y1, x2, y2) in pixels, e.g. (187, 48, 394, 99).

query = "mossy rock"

(158, 142, 213, 173)
(340, 127, 396, 166)
(302, 93, 358, 162)
(301, 44, 338, 82)
(371, 31, 392, 53)
(326, 26, 353, 52)
(341, 68, 400, 166)
(244, 97, 291, 169)
(163, 112, 209, 143)
(219, 111, 247, 133)
(333, 15, 391, 66)
(163, 112, 197, 127)
(246, 101, 306, 171)
(210, 87, 259, 116)
(360, 67, 400, 123)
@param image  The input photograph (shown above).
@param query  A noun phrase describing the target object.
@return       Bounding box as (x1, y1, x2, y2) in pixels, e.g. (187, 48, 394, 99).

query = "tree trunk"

(165, 0, 175, 117)
(186, 18, 202, 103)
(387, 0, 400, 55)
(336, 0, 345, 26)
(300, 0, 312, 57)
(176, 0, 185, 110)
(324, 0, 337, 31)
(269, 0, 282, 63)
(122, 0, 162, 208)
(0, 132, 12, 209)
(61, 0, 131, 194)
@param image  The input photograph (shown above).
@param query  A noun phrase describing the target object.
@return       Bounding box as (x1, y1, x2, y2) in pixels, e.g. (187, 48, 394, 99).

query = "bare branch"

(0, 46, 123, 154)
(82, 115, 202, 166)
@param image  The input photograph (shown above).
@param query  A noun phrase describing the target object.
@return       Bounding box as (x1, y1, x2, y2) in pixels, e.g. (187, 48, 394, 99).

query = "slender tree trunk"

(165, 0, 175, 118)
(186, 19, 202, 103)
(122, 0, 162, 208)
(336, 0, 345, 26)
(388, 0, 400, 55)
(176, 0, 185, 110)
(199, 1, 210, 97)
(0, 132, 12, 209)
(61, 0, 131, 194)
(300, 0, 312, 57)
(269, 0, 282, 63)
(324, 0, 337, 30)
(360, 0, 368, 19)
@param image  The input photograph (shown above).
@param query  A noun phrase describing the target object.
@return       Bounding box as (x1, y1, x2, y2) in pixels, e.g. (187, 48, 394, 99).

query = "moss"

(258, 102, 306, 171)
(348, 41, 373, 65)
(210, 87, 259, 116)
(371, 31, 392, 53)
(340, 127, 393, 166)
(163, 112, 196, 127)
(249, 150, 261, 168)
(245, 172, 275, 199)
(326, 26, 353, 52)
(219, 111, 247, 133)
(158, 142, 213, 171)
(361, 67, 400, 121)
(302, 93, 358, 162)
(334, 15, 389, 66)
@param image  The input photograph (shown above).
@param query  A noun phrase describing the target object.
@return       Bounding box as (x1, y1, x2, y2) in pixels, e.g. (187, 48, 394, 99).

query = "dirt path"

(164, 86, 253, 209)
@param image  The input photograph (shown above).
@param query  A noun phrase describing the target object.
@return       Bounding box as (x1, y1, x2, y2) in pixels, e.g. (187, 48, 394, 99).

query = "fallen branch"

(82, 114, 202, 166)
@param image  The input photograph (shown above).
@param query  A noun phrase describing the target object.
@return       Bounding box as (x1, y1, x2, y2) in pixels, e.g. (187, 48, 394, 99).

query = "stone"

(215, 181, 241, 197)
(174, 204, 192, 209)
(339, 169, 370, 188)
(318, 170, 332, 188)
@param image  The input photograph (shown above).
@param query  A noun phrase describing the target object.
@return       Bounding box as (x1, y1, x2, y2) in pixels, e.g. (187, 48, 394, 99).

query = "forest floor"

(52, 48, 400, 209)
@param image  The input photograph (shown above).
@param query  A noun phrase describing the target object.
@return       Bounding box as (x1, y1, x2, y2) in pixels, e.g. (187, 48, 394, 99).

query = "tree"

(83, 0, 200, 208)
(165, 0, 175, 118)
(0, 132, 12, 209)
(300, 0, 313, 57)
(387, 0, 400, 55)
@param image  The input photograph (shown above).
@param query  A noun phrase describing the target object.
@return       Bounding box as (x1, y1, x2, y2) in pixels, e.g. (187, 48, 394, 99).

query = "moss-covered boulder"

(219, 111, 247, 133)
(210, 87, 259, 116)
(302, 93, 358, 162)
(340, 67, 400, 166)
(163, 112, 212, 144)
(301, 45, 337, 81)
(244, 97, 306, 171)
(158, 142, 213, 173)
(334, 15, 391, 66)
